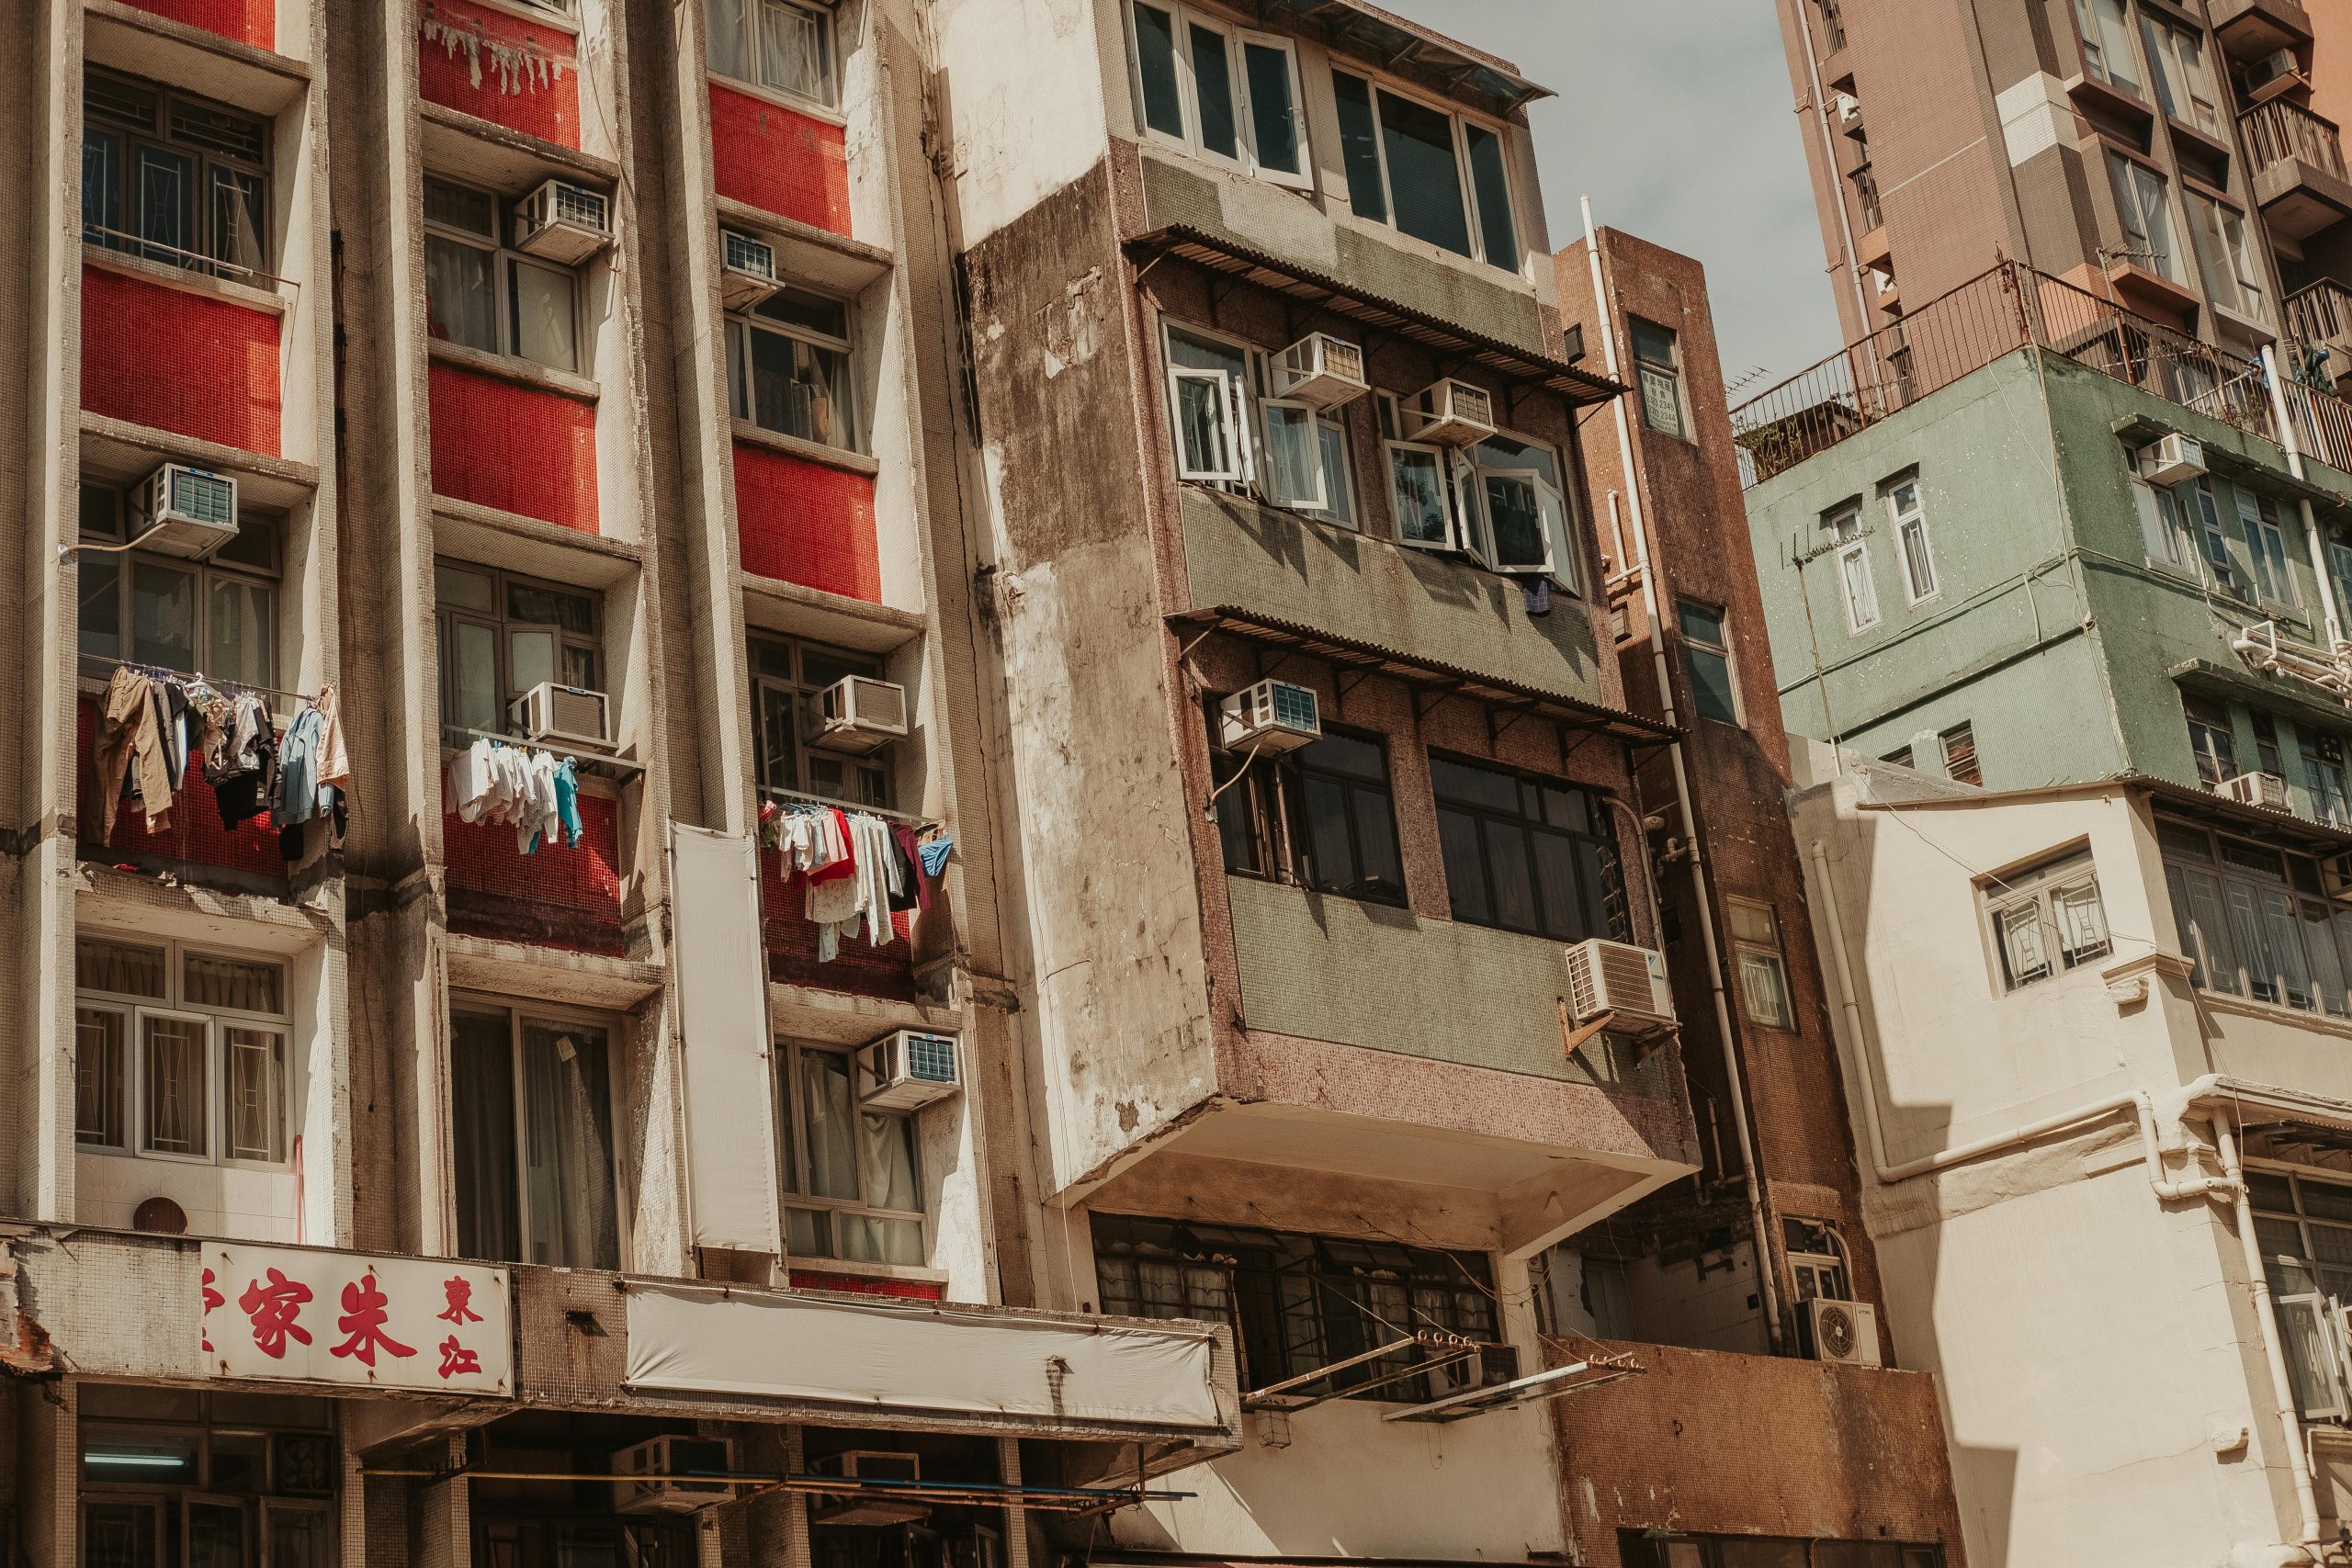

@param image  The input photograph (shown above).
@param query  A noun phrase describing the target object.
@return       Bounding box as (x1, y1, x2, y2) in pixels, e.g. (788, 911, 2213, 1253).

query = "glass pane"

(705, 0, 752, 79)
(1263, 402, 1322, 507)
(1243, 41, 1300, 174)
(1351, 786, 1403, 901)
(435, 562, 496, 613)
(1389, 447, 1450, 543)
(1133, 4, 1186, 139)
(749, 330, 854, 449)
(511, 260, 578, 372)
(82, 1501, 158, 1568)
(187, 1498, 246, 1568)
(758, 0, 831, 102)
(78, 937, 166, 997)
(755, 287, 851, 341)
(2279, 1296, 2343, 1416)
(1437, 806, 1487, 923)
(1531, 829, 1580, 940)
(1482, 818, 1537, 931)
(130, 558, 198, 672)
(207, 575, 273, 691)
(1687, 646, 1738, 723)
(1463, 123, 1517, 267)
(1176, 374, 1234, 476)
(1189, 24, 1239, 159)
(210, 165, 266, 276)
(840, 1213, 925, 1266)
(1302, 774, 1355, 894)
(223, 1027, 283, 1161)
(79, 554, 123, 662)
(2265, 887, 2315, 1010)
(1430, 754, 1518, 810)
(454, 622, 499, 733)
(424, 234, 497, 353)
(510, 628, 556, 699)
(1483, 474, 1546, 568)
(507, 580, 597, 634)
(185, 953, 283, 1012)
(75, 1007, 127, 1148)
(265, 1506, 334, 1568)
(424, 176, 496, 237)
(860, 1111, 921, 1213)
(450, 1010, 521, 1263)
(1332, 70, 1385, 221)
(1315, 418, 1355, 526)
(1740, 949, 1792, 1027)
(786, 1206, 832, 1258)
(1377, 89, 1472, 256)
(520, 1021, 617, 1268)
(1640, 364, 1684, 437)
(134, 144, 197, 263)
(800, 1049, 860, 1200)
(757, 682, 800, 792)
(82, 128, 122, 248)
(141, 1014, 209, 1156)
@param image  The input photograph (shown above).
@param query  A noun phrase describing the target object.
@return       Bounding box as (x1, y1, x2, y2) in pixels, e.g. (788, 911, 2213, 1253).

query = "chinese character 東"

(437, 1275, 484, 1325)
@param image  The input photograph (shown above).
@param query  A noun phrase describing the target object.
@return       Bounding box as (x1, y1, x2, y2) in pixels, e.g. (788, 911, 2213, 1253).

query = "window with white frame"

(1823, 502, 1880, 633)
(1678, 599, 1739, 725)
(1161, 321, 1361, 525)
(1940, 721, 1983, 786)
(75, 935, 290, 1166)
(1727, 897, 1792, 1029)
(449, 1001, 619, 1269)
(2140, 13, 2222, 137)
(2130, 470, 2197, 570)
(774, 1039, 926, 1265)
(2188, 192, 2267, 323)
(1331, 68, 1519, 271)
(2162, 819, 2352, 1014)
(78, 485, 279, 694)
(728, 284, 861, 452)
(1127, 3, 1309, 189)
(1630, 319, 1687, 439)
(1374, 396, 1575, 587)
(2106, 151, 2185, 284)
(1983, 849, 2111, 992)
(2233, 486, 2298, 604)
(1883, 470, 1937, 604)
(2074, 0, 2143, 96)
(705, 0, 836, 108)
(424, 175, 583, 373)
(2249, 1163, 2352, 1420)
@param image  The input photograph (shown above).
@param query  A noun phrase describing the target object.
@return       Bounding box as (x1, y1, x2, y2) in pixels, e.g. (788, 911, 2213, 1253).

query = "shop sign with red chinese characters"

(201, 1246, 512, 1395)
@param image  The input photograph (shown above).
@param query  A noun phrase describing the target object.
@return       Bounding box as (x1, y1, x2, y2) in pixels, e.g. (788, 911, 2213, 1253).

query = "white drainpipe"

(1583, 196, 1784, 1353)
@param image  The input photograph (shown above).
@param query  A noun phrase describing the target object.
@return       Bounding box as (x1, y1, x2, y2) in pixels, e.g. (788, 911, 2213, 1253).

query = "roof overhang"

(1169, 605, 1676, 743)
(1248, 0, 1549, 115)
(1125, 226, 1621, 407)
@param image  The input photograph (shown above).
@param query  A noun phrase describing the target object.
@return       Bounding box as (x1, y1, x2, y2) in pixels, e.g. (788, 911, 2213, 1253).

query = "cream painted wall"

(927, 0, 1115, 247)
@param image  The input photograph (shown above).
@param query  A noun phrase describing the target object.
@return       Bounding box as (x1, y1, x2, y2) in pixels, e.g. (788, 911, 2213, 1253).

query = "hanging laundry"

(808, 811, 901, 960)
(95, 666, 174, 844)
(313, 682, 352, 794)
(917, 835, 953, 879)
(888, 824, 928, 914)
(444, 738, 583, 853)
(215, 715, 278, 831)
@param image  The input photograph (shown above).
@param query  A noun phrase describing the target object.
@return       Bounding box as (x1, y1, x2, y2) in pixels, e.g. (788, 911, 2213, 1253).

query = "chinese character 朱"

(330, 1275, 416, 1368)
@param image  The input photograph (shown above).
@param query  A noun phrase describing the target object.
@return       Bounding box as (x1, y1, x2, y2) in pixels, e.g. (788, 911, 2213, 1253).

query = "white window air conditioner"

(2222, 770, 2292, 810)
(510, 682, 612, 749)
(2139, 433, 2206, 487)
(857, 1030, 960, 1111)
(1563, 938, 1676, 1032)
(514, 178, 613, 265)
(721, 228, 781, 310)
(130, 464, 239, 559)
(1272, 333, 1369, 410)
(1217, 679, 1321, 754)
(1834, 92, 1861, 124)
(807, 675, 910, 756)
(613, 1435, 737, 1514)
(1803, 1297, 1882, 1368)
(1405, 378, 1497, 447)
(810, 1450, 929, 1528)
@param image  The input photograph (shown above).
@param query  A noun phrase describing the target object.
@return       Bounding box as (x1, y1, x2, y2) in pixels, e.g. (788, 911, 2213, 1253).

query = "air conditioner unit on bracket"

(2138, 433, 2206, 487)
(721, 228, 781, 310)
(1405, 378, 1497, 447)
(1217, 679, 1321, 753)
(2222, 770, 2292, 810)
(130, 464, 239, 559)
(1803, 1297, 1882, 1368)
(510, 682, 612, 749)
(1272, 333, 1368, 409)
(613, 1435, 737, 1514)
(1563, 939, 1676, 1033)
(514, 178, 613, 265)
(810, 1450, 929, 1528)
(807, 675, 910, 756)
(857, 1030, 960, 1111)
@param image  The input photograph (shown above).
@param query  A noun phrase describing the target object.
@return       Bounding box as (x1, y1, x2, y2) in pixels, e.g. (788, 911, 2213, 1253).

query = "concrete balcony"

(2287, 278, 2352, 385)
(2210, 0, 2312, 62)
(2243, 98, 2352, 241)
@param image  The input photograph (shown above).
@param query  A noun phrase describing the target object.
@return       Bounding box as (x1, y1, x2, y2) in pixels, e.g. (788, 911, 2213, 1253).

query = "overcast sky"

(1380, 0, 1841, 400)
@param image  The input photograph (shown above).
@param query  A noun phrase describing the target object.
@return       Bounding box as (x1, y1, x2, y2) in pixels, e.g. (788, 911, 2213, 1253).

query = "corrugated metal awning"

(1251, 0, 1552, 114)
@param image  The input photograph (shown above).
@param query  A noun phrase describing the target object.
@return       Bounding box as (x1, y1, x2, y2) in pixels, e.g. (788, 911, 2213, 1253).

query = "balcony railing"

(1850, 163, 1882, 232)
(2242, 96, 2348, 179)
(2288, 279, 2352, 347)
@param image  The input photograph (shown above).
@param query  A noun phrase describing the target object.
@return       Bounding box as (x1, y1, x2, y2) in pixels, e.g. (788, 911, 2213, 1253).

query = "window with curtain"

(729, 285, 862, 453)
(2249, 1165, 2352, 1418)
(1430, 753, 1628, 942)
(433, 559, 602, 743)
(1982, 849, 2109, 992)
(1822, 502, 1880, 633)
(2188, 191, 2266, 321)
(1211, 720, 1406, 906)
(2305, 729, 2352, 827)
(422, 175, 587, 374)
(1727, 898, 1792, 1029)
(2073, 0, 2142, 95)
(705, 0, 837, 107)
(77, 486, 279, 691)
(2140, 14, 2222, 136)
(2160, 822, 2352, 1013)
(74, 934, 290, 1166)
(1884, 472, 1937, 603)
(774, 1041, 926, 1266)
(2185, 695, 2238, 788)
(84, 68, 271, 279)
(2106, 151, 2183, 282)
(450, 1004, 618, 1269)
(2233, 487, 2298, 604)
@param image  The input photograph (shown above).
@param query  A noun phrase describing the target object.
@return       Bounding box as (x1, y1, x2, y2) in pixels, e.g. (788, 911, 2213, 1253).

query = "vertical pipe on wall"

(1580, 197, 1785, 1354)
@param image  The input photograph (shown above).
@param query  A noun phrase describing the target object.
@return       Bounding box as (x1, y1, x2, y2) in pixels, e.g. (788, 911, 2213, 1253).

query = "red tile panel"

(76, 697, 285, 884)
(428, 361, 600, 533)
(418, 0, 581, 147)
(731, 441, 878, 600)
(120, 0, 274, 48)
(707, 83, 850, 235)
(789, 1271, 944, 1301)
(82, 265, 281, 457)
(761, 850, 913, 1000)
(445, 789, 626, 954)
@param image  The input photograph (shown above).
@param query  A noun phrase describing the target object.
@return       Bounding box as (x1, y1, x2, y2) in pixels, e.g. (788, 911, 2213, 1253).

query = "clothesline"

(760, 784, 935, 831)
(77, 653, 317, 707)
(440, 723, 646, 775)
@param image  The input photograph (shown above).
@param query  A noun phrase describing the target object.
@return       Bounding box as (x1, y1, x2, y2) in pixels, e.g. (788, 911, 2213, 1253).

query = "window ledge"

(729, 419, 879, 476)
(81, 243, 287, 316)
(427, 338, 600, 402)
(786, 1258, 951, 1288)
(2197, 984, 2352, 1039)
(437, 0, 583, 39)
(2211, 302, 2278, 345)
(706, 70, 847, 130)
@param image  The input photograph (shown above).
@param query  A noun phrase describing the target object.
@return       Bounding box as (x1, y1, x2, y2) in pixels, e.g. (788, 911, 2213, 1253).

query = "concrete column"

(19, 1382, 76, 1568)
(416, 1438, 470, 1568)
(996, 1437, 1031, 1568)
(337, 1401, 368, 1567)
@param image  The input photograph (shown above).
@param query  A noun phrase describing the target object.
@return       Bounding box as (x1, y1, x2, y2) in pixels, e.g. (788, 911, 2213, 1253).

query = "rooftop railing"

(1731, 260, 2352, 486)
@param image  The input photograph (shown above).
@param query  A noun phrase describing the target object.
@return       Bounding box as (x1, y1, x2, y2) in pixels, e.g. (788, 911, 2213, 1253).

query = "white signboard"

(201, 1245, 512, 1395)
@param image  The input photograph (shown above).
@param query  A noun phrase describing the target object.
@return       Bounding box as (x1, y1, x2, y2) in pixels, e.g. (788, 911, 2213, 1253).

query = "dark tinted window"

(1431, 755, 1626, 942)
